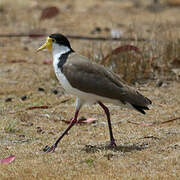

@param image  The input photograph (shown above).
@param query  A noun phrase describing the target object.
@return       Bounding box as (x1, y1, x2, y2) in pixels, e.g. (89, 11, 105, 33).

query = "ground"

(0, 0, 180, 179)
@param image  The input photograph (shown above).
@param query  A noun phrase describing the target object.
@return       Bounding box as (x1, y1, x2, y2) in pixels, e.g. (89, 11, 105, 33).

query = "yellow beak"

(37, 37, 53, 52)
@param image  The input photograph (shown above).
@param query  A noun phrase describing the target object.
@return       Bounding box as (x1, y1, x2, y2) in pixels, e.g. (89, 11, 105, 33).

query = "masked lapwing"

(37, 33, 152, 152)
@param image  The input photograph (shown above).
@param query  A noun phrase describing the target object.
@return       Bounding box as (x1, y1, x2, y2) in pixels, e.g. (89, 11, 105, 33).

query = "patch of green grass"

(4, 120, 20, 133)
(83, 158, 95, 167)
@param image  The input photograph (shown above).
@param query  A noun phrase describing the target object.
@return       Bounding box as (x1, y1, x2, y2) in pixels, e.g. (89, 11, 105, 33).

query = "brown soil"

(0, 0, 180, 179)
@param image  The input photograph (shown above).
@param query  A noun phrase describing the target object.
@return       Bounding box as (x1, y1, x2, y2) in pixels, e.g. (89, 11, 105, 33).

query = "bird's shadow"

(82, 142, 148, 153)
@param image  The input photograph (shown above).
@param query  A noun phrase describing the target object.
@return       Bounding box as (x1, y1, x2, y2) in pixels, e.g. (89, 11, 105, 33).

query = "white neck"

(52, 43, 70, 60)
(52, 43, 71, 73)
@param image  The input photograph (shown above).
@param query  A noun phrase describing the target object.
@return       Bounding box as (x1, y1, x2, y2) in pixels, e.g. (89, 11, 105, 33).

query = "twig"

(127, 120, 154, 126)
(141, 136, 160, 140)
(161, 117, 180, 124)
(128, 117, 180, 127)
(26, 105, 49, 110)
(0, 33, 149, 42)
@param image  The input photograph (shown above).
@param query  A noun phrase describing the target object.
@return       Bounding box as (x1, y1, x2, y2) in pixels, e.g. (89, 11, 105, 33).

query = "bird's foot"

(108, 140, 117, 149)
(43, 144, 57, 153)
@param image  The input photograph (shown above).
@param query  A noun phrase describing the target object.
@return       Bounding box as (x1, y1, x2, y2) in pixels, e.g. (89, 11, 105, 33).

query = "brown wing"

(62, 53, 151, 110)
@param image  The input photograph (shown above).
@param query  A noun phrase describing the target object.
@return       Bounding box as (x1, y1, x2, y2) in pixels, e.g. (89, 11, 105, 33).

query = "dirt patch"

(0, 0, 180, 179)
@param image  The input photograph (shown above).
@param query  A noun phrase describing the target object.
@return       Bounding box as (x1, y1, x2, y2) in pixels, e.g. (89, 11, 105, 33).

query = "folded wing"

(62, 54, 152, 114)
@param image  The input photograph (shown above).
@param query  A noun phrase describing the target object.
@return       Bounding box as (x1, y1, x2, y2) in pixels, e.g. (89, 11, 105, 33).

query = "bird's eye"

(52, 39, 56, 42)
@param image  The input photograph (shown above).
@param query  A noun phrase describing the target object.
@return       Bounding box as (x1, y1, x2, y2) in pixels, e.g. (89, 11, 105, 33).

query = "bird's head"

(37, 33, 73, 53)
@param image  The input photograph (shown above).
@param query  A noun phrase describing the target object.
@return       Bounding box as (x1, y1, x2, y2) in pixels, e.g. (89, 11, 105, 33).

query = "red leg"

(45, 110, 79, 153)
(98, 102, 117, 148)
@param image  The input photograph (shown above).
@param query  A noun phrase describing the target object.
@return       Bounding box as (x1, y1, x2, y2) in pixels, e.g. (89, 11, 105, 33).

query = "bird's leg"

(45, 110, 79, 153)
(98, 101, 117, 148)
(45, 98, 83, 153)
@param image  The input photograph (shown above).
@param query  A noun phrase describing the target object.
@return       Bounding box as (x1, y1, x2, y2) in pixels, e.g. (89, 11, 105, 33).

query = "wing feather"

(62, 53, 151, 108)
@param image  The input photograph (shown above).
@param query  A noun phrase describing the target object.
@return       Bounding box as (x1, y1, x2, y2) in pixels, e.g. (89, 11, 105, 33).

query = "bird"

(37, 33, 152, 152)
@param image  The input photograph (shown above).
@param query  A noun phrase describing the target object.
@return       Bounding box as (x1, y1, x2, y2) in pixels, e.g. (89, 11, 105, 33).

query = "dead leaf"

(0, 155, 15, 164)
(40, 6, 60, 20)
(101, 45, 143, 83)
(102, 45, 141, 66)
(43, 59, 52, 65)
(79, 117, 97, 124)
(104, 45, 141, 60)
(26, 106, 49, 110)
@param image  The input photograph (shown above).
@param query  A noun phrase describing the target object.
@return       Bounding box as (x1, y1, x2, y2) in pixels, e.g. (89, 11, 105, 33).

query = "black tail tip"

(131, 104, 150, 115)
(146, 98, 152, 105)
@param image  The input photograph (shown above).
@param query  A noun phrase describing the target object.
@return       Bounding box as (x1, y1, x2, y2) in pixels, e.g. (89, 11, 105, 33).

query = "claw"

(43, 144, 57, 153)
(108, 141, 117, 148)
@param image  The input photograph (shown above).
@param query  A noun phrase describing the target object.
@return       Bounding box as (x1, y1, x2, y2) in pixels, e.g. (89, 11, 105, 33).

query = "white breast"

(52, 43, 76, 95)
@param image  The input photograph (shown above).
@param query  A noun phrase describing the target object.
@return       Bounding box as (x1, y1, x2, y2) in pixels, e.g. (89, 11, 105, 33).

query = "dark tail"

(131, 97, 152, 115)
(131, 104, 150, 114)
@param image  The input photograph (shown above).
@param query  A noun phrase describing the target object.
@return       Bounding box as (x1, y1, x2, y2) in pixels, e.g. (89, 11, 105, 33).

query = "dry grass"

(0, 0, 180, 179)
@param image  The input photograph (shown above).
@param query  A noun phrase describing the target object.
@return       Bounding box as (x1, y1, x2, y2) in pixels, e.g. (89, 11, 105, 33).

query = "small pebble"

(52, 89, 58, 94)
(21, 95, 27, 101)
(28, 122, 33, 126)
(38, 87, 45, 92)
(37, 129, 43, 133)
(156, 80, 168, 87)
(156, 79, 163, 87)
(5, 98, 12, 102)
(91, 26, 102, 34)
(19, 134, 25, 138)
(94, 27, 101, 32)
(36, 126, 43, 133)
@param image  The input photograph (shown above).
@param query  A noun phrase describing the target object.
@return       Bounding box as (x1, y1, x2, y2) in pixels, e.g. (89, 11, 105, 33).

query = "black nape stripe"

(57, 50, 74, 70)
